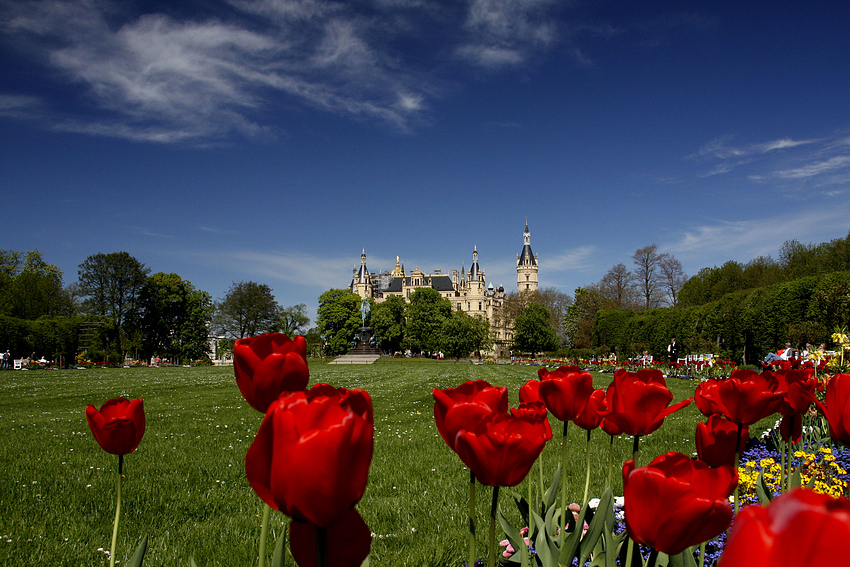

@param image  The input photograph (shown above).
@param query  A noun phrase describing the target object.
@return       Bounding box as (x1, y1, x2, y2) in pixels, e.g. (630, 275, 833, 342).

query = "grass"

(0, 360, 750, 567)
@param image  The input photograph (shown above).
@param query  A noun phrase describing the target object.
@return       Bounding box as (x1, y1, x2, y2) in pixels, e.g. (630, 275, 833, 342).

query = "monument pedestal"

(349, 327, 382, 355)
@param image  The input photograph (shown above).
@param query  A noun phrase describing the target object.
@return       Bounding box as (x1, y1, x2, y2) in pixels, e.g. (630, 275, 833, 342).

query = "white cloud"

(456, 0, 560, 69)
(774, 155, 850, 179)
(1, 0, 430, 141)
(542, 245, 596, 272)
(667, 205, 850, 266)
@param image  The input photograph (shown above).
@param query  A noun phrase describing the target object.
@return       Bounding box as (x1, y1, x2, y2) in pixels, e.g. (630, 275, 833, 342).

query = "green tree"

(138, 273, 212, 361)
(404, 288, 452, 353)
(0, 250, 72, 319)
(513, 302, 559, 355)
(316, 289, 362, 356)
(370, 295, 406, 353)
(214, 281, 280, 339)
(439, 311, 490, 359)
(277, 303, 311, 337)
(77, 251, 149, 352)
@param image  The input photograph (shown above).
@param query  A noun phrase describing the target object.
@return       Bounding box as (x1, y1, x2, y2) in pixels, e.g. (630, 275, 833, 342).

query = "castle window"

(478, 302, 482, 310)
(526, 275, 529, 281)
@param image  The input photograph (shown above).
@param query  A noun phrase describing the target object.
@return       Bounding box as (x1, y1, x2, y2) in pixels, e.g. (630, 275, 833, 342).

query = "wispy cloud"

(668, 205, 850, 264)
(456, 0, 560, 69)
(690, 136, 816, 161)
(542, 245, 596, 272)
(773, 155, 850, 179)
(216, 250, 381, 289)
(0, 0, 433, 141)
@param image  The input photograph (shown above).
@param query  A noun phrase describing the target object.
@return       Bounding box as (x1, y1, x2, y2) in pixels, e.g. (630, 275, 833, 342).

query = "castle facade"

(349, 222, 538, 356)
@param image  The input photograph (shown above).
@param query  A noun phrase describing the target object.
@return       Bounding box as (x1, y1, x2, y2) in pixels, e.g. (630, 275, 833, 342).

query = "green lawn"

(0, 361, 752, 566)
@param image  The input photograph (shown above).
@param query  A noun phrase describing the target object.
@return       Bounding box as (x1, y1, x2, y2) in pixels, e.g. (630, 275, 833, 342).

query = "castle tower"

(352, 248, 373, 299)
(517, 220, 538, 292)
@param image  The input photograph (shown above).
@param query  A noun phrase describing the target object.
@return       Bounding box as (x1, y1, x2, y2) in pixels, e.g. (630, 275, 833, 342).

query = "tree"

(513, 302, 559, 355)
(0, 250, 72, 320)
(138, 273, 212, 361)
(633, 245, 664, 310)
(594, 263, 639, 309)
(77, 252, 149, 351)
(658, 254, 686, 307)
(214, 281, 279, 340)
(277, 303, 311, 337)
(439, 311, 490, 359)
(316, 289, 362, 356)
(405, 288, 452, 353)
(370, 295, 406, 354)
(564, 287, 608, 348)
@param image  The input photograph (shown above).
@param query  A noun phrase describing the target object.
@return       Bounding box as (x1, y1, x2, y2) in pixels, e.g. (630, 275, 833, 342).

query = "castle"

(349, 222, 538, 356)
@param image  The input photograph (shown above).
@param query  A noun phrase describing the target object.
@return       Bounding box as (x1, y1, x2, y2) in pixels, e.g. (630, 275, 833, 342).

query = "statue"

(360, 298, 371, 327)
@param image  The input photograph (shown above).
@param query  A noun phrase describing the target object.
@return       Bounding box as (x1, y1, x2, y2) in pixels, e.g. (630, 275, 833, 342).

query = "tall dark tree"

(277, 303, 311, 337)
(77, 252, 149, 351)
(594, 263, 639, 309)
(404, 288, 452, 353)
(370, 294, 406, 353)
(316, 289, 362, 356)
(138, 272, 212, 360)
(633, 244, 664, 310)
(658, 254, 687, 307)
(439, 311, 490, 359)
(214, 281, 279, 339)
(0, 250, 72, 319)
(512, 302, 559, 355)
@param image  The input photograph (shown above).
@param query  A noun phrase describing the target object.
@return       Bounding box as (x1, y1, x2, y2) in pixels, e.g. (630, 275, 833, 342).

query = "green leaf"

(754, 470, 774, 504)
(789, 467, 804, 490)
(126, 535, 148, 567)
(543, 466, 561, 514)
(531, 509, 558, 567)
(360, 556, 370, 567)
(577, 488, 613, 566)
(189, 557, 198, 567)
(558, 500, 591, 566)
(498, 509, 530, 567)
(271, 527, 287, 567)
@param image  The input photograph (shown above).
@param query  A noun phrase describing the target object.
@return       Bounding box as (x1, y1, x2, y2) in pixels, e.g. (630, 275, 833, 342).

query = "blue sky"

(3, 0, 850, 324)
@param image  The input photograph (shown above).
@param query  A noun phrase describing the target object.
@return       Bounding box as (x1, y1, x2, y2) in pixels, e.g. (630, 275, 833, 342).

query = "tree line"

(0, 250, 309, 364)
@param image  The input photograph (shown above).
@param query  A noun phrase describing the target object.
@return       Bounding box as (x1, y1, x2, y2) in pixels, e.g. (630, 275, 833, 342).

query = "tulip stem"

(258, 503, 271, 567)
(606, 435, 614, 489)
(699, 541, 707, 567)
(488, 486, 499, 567)
(109, 455, 123, 567)
(468, 470, 476, 567)
(625, 537, 635, 567)
(780, 437, 787, 494)
(632, 435, 641, 467)
(527, 472, 534, 539)
(559, 420, 569, 548)
(316, 526, 327, 567)
(582, 429, 592, 506)
(734, 423, 743, 517)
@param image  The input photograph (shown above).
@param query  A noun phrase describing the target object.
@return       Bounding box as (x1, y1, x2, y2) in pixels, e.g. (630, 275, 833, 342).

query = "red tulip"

(454, 409, 549, 487)
(510, 400, 553, 441)
(86, 398, 146, 455)
(695, 414, 749, 468)
(289, 508, 371, 567)
(719, 488, 850, 567)
(573, 388, 606, 431)
(245, 384, 373, 527)
(537, 365, 595, 422)
(234, 332, 310, 413)
(623, 452, 737, 555)
(770, 369, 817, 415)
(433, 380, 508, 450)
(694, 369, 785, 425)
(518, 379, 543, 404)
(815, 373, 850, 447)
(600, 369, 691, 436)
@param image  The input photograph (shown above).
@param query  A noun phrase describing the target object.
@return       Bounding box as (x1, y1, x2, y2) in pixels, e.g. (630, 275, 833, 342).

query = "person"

(1, 351, 8, 370)
(667, 338, 680, 362)
(764, 342, 794, 362)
